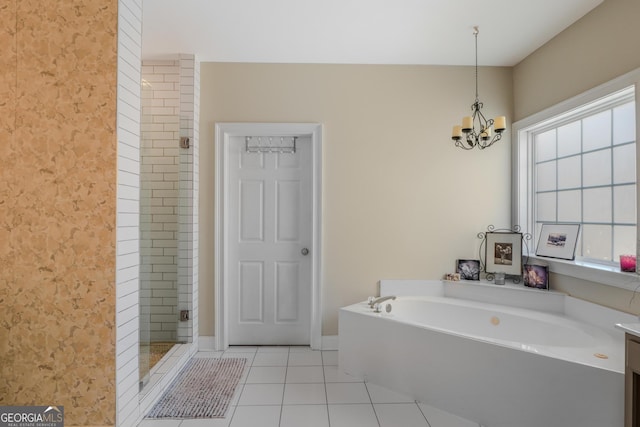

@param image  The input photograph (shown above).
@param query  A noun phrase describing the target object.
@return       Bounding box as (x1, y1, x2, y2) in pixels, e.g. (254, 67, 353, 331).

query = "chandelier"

(451, 27, 506, 150)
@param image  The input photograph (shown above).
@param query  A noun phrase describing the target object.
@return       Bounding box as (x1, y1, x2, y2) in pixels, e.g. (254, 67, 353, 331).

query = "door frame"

(214, 123, 323, 350)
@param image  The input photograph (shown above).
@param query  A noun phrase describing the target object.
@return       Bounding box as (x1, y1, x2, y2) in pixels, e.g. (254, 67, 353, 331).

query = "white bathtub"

(339, 280, 637, 427)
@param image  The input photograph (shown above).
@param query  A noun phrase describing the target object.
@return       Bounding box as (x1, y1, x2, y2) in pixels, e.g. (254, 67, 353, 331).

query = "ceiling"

(142, 0, 603, 67)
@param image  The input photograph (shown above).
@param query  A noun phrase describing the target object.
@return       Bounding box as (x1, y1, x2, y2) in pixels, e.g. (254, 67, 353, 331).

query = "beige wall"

(513, 0, 640, 315)
(513, 0, 640, 121)
(199, 63, 513, 336)
(0, 0, 118, 425)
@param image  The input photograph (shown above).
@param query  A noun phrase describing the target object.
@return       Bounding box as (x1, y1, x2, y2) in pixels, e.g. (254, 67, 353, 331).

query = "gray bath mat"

(146, 357, 246, 419)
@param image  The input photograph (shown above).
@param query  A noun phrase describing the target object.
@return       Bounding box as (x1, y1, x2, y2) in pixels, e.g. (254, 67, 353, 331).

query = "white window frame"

(512, 68, 640, 291)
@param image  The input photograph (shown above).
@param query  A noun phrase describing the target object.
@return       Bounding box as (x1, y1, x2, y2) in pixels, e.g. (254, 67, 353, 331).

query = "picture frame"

(535, 223, 580, 260)
(456, 259, 481, 281)
(485, 232, 522, 276)
(523, 264, 549, 290)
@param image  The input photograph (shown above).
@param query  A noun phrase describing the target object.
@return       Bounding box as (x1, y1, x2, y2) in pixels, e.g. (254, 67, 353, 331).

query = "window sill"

(527, 255, 640, 292)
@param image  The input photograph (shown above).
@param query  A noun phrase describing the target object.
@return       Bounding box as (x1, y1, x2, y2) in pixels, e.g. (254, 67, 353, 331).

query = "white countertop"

(616, 322, 640, 338)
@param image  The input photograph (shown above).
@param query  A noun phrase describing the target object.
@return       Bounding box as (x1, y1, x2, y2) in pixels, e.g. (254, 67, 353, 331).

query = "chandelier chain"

(474, 26, 479, 102)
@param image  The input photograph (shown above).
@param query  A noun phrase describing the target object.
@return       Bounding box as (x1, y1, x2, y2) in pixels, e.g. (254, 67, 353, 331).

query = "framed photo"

(485, 232, 522, 276)
(535, 223, 580, 260)
(457, 259, 481, 281)
(523, 264, 549, 290)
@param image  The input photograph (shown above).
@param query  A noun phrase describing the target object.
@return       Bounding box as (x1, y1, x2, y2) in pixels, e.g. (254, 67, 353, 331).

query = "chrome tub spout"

(369, 295, 396, 308)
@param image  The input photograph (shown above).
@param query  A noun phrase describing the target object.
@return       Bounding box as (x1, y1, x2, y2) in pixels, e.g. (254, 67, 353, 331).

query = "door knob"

(301, 248, 309, 256)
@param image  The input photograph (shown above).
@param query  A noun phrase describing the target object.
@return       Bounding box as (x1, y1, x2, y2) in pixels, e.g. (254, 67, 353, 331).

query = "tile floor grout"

(139, 346, 480, 427)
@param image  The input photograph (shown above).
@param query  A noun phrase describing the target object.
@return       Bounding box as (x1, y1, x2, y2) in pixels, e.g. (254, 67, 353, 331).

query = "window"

(514, 84, 637, 268)
(533, 94, 636, 262)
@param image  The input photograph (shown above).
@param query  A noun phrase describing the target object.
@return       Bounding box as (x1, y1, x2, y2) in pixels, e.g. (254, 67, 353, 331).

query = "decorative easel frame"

(478, 225, 531, 284)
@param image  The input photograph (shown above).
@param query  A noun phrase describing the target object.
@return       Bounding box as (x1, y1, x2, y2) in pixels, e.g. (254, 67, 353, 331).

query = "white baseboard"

(198, 335, 338, 351)
(199, 335, 216, 351)
(321, 335, 338, 350)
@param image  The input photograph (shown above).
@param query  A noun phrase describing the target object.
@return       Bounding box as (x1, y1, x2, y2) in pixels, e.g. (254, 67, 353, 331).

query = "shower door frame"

(214, 122, 323, 350)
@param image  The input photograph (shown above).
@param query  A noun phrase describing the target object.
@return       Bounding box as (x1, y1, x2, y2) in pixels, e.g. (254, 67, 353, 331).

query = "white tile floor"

(138, 346, 480, 427)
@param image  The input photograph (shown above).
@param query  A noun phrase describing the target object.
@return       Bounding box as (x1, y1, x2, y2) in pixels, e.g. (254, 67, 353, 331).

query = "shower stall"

(138, 57, 197, 387)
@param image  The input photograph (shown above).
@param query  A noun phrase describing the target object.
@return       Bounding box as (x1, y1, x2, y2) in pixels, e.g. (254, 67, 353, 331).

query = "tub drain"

(490, 316, 500, 326)
(594, 353, 609, 359)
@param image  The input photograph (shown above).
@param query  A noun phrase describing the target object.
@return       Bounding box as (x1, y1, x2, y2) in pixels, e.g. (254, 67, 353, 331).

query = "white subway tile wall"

(136, 55, 201, 420)
(116, 0, 143, 426)
(191, 57, 201, 347)
(177, 54, 200, 344)
(140, 54, 200, 344)
(141, 59, 181, 342)
(117, 4, 201, 422)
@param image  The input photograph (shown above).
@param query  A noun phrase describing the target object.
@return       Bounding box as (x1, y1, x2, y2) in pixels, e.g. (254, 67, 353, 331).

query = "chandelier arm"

(466, 132, 477, 148)
(478, 131, 503, 150)
(474, 105, 491, 132)
(456, 138, 475, 150)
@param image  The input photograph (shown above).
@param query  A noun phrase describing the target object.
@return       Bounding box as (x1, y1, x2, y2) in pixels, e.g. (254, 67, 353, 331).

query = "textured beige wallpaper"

(0, 0, 118, 425)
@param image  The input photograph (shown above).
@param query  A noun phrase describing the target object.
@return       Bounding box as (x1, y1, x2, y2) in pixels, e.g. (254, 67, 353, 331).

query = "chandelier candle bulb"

(452, 125, 463, 139)
(494, 116, 506, 131)
(462, 116, 473, 132)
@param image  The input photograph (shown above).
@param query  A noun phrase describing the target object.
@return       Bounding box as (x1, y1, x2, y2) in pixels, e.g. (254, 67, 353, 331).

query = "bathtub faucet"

(369, 295, 396, 308)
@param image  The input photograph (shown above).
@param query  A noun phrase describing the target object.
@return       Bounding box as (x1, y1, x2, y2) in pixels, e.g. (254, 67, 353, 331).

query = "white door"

(227, 135, 312, 345)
